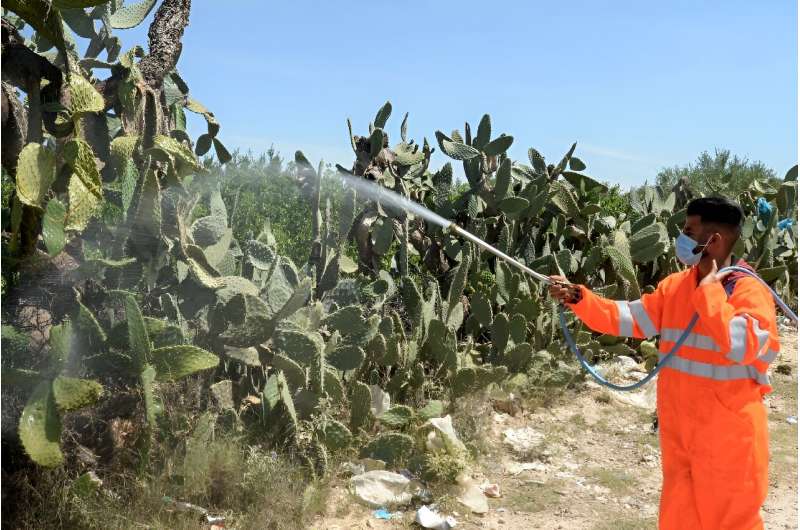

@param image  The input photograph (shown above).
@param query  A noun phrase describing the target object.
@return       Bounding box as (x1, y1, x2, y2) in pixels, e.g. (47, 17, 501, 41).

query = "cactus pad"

(18, 381, 63, 468)
(318, 419, 353, 452)
(378, 405, 414, 428)
(16, 143, 56, 209)
(350, 380, 372, 431)
(52, 376, 104, 412)
(273, 329, 324, 366)
(151, 345, 219, 382)
(328, 344, 366, 372)
(360, 432, 414, 465)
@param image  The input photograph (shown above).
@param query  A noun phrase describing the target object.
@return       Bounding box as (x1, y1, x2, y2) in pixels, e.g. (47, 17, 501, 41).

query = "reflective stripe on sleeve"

(757, 348, 779, 364)
(615, 301, 634, 337)
(726, 316, 749, 362)
(726, 315, 771, 363)
(629, 300, 658, 338)
(658, 353, 770, 385)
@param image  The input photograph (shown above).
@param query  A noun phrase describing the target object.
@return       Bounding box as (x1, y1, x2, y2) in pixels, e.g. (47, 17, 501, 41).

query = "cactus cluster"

(1, 30, 796, 480)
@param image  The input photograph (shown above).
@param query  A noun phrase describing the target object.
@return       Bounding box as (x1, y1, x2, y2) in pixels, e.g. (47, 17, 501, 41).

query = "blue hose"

(560, 266, 798, 392)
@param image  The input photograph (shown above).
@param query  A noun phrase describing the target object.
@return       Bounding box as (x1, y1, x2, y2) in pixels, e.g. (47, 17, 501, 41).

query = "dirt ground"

(311, 331, 798, 530)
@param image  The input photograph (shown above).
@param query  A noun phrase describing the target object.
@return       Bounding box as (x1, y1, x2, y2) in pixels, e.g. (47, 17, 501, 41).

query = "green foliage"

(150, 345, 219, 382)
(18, 381, 63, 467)
(360, 432, 414, 465)
(317, 419, 353, 451)
(350, 381, 372, 431)
(378, 405, 414, 428)
(656, 148, 779, 198)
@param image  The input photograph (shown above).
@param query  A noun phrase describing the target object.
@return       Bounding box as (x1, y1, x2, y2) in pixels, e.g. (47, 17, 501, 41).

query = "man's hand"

(698, 259, 734, 287)
(548, 275, 583, 305)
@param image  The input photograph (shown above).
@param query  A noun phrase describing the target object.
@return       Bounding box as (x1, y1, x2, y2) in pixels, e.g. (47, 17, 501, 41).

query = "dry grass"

(592, 516, 659, 530)
(504, 478, 567, 513)
(587, 467, 638, 495)
(3, 433, 331, 530)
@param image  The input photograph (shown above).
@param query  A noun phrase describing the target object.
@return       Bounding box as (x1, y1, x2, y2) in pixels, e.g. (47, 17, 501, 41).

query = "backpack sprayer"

(339, 174, 797, 392)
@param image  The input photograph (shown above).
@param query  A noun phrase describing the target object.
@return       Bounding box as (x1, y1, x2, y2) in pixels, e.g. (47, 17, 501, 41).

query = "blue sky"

(114, 1, 797, 188)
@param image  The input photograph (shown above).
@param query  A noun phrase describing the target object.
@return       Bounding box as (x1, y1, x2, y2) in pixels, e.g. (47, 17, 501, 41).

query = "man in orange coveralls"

(549, 197, 779, 530)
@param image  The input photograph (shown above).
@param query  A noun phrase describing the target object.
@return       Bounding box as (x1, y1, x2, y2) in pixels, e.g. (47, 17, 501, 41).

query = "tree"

(655, 148, 779, 198)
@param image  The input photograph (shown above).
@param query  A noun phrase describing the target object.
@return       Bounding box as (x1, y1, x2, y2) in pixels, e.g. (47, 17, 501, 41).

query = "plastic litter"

(480, 482, 501, 498)
(504, 461, 549, 475)
(414, 487, 434, 504)
(787, 416, 797, 425)
(455, 473, 489, 514)
(415, 505, 457, 529)
(424, 415, 467, 456)
(373, 508, 401, 520)
(346, 457, 387, 476)
(502, 427, 544, 455)
(204, 514, 226, 528)
(613, 355, 641, 372)
(757, 197, 773, 217)
(370, 385, 391, 416)
(350, 470, 413, 508)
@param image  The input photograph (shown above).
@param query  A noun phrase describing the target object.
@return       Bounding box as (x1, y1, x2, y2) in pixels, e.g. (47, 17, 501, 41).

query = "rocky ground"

(310, 331, 798, 530)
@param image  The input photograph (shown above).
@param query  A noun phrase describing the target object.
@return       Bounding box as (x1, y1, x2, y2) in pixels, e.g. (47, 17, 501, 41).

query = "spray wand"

(446, 223, 554, 285)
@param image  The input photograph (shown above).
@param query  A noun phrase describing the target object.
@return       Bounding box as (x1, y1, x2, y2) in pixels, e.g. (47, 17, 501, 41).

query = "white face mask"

(675, 233, 712, 267)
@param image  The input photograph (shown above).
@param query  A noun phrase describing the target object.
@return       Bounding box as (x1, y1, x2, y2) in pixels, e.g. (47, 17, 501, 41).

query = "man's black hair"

(686, 196, 744, 235)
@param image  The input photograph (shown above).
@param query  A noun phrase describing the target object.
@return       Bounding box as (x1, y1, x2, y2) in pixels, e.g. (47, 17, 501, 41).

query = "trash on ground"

(502, 427, 544, 455)
(787, 416, 798, 425)
(162, 496, 208, 516)
(204, 514, 226, 528)
(424, 415, 468, 456)
(614, 355, 640, 372)
(370, 385, 391, 416)
(414, 487, 434, 504)
(398, 468, 416, 480)
(504, 461, 549, 475)
(345, 461, 365, 476)
(480, 482, 501, 498)
(415, 505, 457, 529)
(345, 457, 388, 476)
(350, 470, 413, 508)
(373, 508, 401, 520)
(455, 473, 489, 514)
(587, 377, 657, 410)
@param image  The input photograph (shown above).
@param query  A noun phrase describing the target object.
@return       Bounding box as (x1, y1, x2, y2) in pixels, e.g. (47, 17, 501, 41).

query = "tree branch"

(138, 0, 191, 89)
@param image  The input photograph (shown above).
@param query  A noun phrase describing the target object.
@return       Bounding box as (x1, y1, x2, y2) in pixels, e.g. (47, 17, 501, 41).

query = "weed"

(588, 467, 637, 495)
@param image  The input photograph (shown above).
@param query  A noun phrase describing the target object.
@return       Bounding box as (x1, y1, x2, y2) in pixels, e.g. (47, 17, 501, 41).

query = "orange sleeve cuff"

(566, 285, 593, 317)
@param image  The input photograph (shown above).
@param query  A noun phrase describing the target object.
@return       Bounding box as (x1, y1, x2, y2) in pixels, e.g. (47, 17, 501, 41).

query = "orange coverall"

(566, 262, 779, 530)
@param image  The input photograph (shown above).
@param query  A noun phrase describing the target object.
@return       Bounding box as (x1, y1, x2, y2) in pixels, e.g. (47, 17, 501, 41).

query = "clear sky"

(113, 0, 797, 188)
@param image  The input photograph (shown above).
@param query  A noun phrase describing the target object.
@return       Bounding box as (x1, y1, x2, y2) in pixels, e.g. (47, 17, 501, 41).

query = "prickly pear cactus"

(378, 405, 414, 429)
(317, 420, 353, 452)
(360, 432, 414, 465)
(350, 381, 372, 431)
